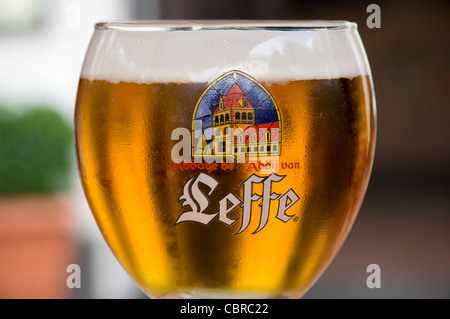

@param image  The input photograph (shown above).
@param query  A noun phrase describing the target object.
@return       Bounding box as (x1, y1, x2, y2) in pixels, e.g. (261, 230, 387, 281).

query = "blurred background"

(0, 0, 448, 299)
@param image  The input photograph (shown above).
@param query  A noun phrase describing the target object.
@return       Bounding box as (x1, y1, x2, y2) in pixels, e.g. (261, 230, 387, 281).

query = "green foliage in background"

(0, 105, 74, 195)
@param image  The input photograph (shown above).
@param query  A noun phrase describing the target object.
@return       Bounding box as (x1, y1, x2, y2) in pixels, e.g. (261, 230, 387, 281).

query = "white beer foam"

(81, 22, 371, 83)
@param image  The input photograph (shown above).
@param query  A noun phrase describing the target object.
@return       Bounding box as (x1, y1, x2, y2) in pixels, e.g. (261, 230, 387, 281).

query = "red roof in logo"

(214, 84, 253, 113)
(228, 83, 243, 95)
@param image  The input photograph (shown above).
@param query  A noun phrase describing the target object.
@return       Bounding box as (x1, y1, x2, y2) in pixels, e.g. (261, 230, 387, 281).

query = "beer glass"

(75, 21, 376, 299)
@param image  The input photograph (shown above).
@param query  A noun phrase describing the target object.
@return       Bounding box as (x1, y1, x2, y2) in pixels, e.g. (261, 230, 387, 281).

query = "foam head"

(81, 21, 371, 83)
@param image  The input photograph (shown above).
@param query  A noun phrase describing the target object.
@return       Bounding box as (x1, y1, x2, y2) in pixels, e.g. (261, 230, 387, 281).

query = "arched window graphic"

(216, 129, 221, 136)
(192, 70, 281, 161)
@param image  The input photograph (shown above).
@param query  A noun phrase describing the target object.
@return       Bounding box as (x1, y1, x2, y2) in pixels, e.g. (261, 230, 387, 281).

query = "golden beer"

(75, 21, 376, 298)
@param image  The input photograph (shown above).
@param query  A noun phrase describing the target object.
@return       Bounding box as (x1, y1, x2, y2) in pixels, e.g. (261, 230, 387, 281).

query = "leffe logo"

(175, 172, 299, 235)
(171, 71, 298, 234)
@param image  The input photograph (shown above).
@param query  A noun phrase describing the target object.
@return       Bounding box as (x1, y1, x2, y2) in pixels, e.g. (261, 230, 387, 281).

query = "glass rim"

(95, 20, 357, 32)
